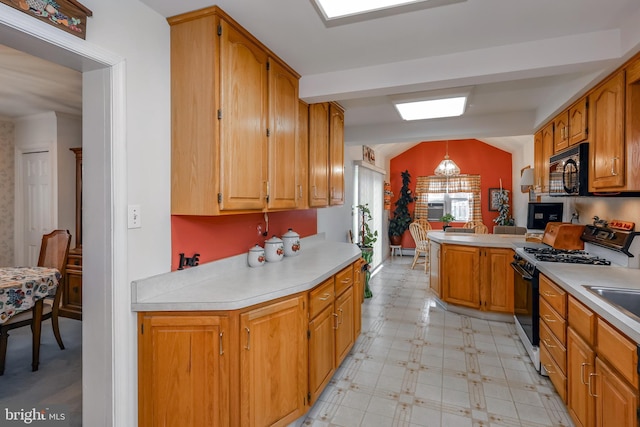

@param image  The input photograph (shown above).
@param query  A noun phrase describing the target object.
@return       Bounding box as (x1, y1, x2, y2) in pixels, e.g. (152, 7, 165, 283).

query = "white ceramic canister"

(282, 228, 301, 257)
(247, 244, 266, 267)
(264, 235, 284, 262)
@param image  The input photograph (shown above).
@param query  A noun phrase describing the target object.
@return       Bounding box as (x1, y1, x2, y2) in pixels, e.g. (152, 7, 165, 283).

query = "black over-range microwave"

(549, 143, 589, 196)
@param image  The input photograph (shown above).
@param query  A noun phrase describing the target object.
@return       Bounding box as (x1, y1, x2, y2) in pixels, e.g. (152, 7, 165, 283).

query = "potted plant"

(440, 213, 456, 229)
(356, 204, 377, 298)
(388, 170, 414, 245)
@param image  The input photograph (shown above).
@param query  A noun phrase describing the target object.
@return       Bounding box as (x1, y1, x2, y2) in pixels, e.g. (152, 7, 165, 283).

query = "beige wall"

(0, 119, 14, 266)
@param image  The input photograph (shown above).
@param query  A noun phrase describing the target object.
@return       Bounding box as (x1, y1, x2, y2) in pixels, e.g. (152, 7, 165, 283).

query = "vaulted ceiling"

(2, 0, 640, 156)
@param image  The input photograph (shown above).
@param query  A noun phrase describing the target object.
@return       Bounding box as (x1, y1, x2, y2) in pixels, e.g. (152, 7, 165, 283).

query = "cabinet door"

(534, 123, 553, 193)
(569, 98, 588, 146)
(335, 286, 354, 366)
(595, 357, 638, 427)
(329, 103, 344, 206)
(353, 259, 363, 336)
(429, 241, 441, 297)
(482, 248, 514, 313)
(240, 296, 306, 427)
(219, 19, 269, 211)
(138, 313, 229, 427)
(554, 112, 569, 153)
(308, 103, 330, 207)
(441, 245, 480, 309)
(567, 328, 595, 427)
(308, 304, 336, 405)
(297, 100, 309, 209)
(268, 60, 299, 210)
(589, 70, 625, 190)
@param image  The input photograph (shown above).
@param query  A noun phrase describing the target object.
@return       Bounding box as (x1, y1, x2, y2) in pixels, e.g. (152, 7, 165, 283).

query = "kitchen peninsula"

(132, 235, 363, 427)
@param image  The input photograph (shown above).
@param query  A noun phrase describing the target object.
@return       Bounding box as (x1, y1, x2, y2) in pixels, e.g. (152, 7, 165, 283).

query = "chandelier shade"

(434, 141, 460, 176)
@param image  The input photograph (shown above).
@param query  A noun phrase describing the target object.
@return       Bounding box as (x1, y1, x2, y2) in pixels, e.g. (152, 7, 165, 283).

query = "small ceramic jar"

(282, 228, 301, 257)
(264, 235, 284, 262)
(247, 244, 266, 267)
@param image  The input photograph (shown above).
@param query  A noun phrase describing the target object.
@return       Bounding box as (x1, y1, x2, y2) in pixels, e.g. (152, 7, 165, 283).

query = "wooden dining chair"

(0, 229, 71, 374)
(463, 220, 489, 234)
(409, 222, 430, 273)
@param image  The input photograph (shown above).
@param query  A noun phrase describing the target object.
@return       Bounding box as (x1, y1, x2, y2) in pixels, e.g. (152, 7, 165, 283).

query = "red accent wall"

(390, 139, 512, 247)
(171, 210, 317, 271)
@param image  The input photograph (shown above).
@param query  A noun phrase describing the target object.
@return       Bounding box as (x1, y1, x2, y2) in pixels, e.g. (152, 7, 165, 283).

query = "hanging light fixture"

(434, 140, 460, 176)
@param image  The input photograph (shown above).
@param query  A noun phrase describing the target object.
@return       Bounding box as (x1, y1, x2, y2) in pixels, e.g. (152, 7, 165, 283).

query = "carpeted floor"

(0, 316, 82, 426)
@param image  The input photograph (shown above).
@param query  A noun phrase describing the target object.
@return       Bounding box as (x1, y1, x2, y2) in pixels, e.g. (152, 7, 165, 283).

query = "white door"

(22, 150, 53, 266)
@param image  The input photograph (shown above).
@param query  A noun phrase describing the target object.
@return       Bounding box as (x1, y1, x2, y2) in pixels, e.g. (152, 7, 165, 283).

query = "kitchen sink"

(584, 286, 640, 322)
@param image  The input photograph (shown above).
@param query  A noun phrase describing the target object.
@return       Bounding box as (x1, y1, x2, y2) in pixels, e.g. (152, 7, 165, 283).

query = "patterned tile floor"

(298, 255, 574, 427)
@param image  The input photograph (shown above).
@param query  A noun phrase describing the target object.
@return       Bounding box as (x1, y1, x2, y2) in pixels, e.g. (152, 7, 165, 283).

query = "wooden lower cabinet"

(595, 357, 639, 427)
(567, 327, 595, 427)
(240, 296, 307, 427)
(138, 260, 362, 427)
(441, 244, 513, 313)
(138, 313, 230, 427)
(429, 241, 441, 297)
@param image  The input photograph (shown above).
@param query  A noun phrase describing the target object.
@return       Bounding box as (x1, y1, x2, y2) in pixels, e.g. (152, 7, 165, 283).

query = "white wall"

(510, 136, 535, 228)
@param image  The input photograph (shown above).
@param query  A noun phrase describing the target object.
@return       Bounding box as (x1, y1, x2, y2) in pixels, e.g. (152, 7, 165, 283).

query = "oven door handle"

(510, 261, 533, 281)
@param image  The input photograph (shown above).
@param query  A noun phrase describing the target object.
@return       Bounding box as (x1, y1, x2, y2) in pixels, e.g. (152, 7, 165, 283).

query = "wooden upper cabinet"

(534, 122, 553, 193)
(219, 19, 269, 211)
(267, 59, 299, 210)
(308, 103, 330, 207)
(624, 57, 640, 191)
(568, 98, 588, 146)
(297, 100, 310, 209)
(589, 70, 626, 191)
(329, 103, 345, 206)
(168, 7, 302, 215)
(554, 112, 570, 153)
(554, 97, 589, 154)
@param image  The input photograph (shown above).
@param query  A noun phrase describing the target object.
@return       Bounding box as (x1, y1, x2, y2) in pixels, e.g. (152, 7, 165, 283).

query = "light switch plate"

(128, 204, 141, 229)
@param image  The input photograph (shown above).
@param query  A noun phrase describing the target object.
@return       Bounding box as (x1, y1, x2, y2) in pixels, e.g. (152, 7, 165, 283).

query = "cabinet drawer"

(540, 320, 566, 374)
(539, 274, 566, 316)
(568, 296, 595, 346)
(309, 278, 334, 319)
(335, 265, 353, 296)
(540, 297, 566, 344)
(541, 345, 567, 402)
(596, 318, 639, 388)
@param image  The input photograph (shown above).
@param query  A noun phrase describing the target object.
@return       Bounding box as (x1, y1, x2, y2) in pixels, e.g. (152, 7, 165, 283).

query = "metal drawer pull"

(542, 314, 556, 322)
(588, 372, 598, 397)
(319, 293, 332, 301)
(542, 291, 556, 297)
(341, 278, 351, 283)
(219, 332, 224, 356)
(580, 362, 590, 385)
(338, 308, 343, 325)
(333, 313, 339, 329)
(544, 364, 556, 375)
(245, 327, 250, 350)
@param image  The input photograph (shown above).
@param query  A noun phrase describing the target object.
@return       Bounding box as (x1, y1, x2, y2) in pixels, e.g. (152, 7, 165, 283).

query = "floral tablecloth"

(0, 266, 60, 324)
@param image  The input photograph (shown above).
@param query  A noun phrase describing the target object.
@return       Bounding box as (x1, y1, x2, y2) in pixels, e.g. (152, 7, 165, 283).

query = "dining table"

(0, 266, 61, 372)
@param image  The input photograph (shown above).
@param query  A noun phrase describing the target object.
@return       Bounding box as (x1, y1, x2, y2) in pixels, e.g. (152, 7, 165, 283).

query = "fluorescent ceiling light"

(393, 96, 467, 121)
(315, 0, 427, 19)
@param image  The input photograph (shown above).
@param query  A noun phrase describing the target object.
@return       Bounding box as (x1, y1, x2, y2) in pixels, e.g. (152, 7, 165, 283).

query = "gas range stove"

(522, 247, 612, 265)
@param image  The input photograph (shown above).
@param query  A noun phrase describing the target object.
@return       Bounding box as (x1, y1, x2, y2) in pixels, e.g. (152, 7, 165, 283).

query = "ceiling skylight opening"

(315, 0, 426, 19)
(393, 96, 468, 121)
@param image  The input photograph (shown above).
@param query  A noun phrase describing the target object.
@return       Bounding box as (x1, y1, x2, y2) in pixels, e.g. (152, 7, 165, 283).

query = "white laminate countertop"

(428, 231, 527, 248)
(131, 234, 362, 312)
(537, 263, 640, 344)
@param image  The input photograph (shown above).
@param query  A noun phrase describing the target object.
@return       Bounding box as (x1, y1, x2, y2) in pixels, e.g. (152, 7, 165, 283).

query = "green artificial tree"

(388, 170, 414, 245)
